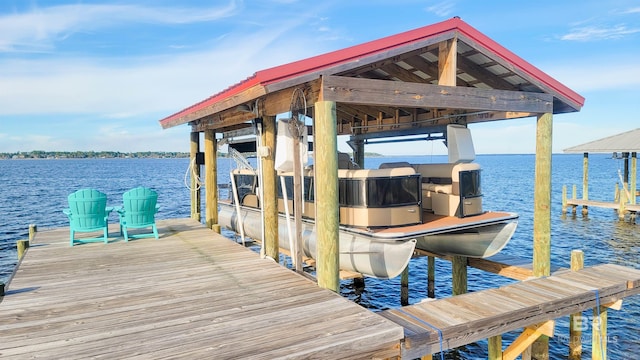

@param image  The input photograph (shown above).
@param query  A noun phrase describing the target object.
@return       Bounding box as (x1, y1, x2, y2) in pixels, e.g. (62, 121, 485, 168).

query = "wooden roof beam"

(457, 56, 518, 90)
(321, 75, 553, 113)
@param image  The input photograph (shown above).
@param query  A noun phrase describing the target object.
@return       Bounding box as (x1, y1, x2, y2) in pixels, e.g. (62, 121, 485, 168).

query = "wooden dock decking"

(0, 218, 404, 359)
(566, 198, 640, 212)
(4, 218, 640, 359)
(380, 264, 640, 359)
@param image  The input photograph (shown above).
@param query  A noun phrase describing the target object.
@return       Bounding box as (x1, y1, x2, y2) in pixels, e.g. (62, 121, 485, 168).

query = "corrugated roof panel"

(159, 17, 585, 129)
(564, 128, 640, 153)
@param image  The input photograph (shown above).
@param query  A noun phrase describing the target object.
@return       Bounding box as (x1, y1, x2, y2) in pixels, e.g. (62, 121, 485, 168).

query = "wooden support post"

(204, 129, 218, 230)
(631, 152, 637, 205)
(29, 224, 37, 242)
(532, 112, 552, 359)
(503, 321, 555, 360)
(438, 37, 457, 86)
(452, 256, 467, 296)
(619, 183, 626, 221)
(262, 116, 279, 262)
(571, 184, 581, 215)
(314, 100, 340, 292)
(190, 131, 201, 222)
(292, 120, 304, 273)
(619, 152, 630, 220)
(533, 112, 552, 278)
(562, 185, 567, 215)
(17, 240, 29, 260)
(427, 256, 435, 298)
(592, 306, 608, 360)
(569, 250, 584, 360)
(401, 265, 409, 306)
(623, 152, 630, 191)
(354, 140, 365, 169)
(353, 277, 365, 291)
(582, 152, 589, 201)
(488, 335, 502, 360)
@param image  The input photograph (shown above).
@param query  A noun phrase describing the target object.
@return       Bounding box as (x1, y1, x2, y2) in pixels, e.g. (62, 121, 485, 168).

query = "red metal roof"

(160, 17, 585, 129)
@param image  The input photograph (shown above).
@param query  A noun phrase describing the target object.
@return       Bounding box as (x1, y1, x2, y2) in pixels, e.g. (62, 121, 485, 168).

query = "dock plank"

(1, 218, 403, 359)
(381, 263, 640, 359)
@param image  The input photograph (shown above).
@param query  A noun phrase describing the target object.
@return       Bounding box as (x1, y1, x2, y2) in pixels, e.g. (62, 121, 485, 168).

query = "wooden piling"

(619, 183, 626, 221)
(427, 256, 435, 298)
(354, 139, 365, 169)
(488, 335, 502, 360)
(452, 256, 467, 296)
(631, 152, 637, 205)
(291, 119, 304, 272)
(17, 240, 29, 260)
(401, 266, 409, 306)
(314, 100, 340, 292)
(204, 129, 218, 230)
(261, 116, 279, 261)
(592, 305, 608, 360)
(582, 152, 589, 201)
(532, 112, 553, 359)
(29, 224, 37, 242)
(533, 112, 553, 278)
(190, 131, 201, 222)
(569, 250, 584, 360)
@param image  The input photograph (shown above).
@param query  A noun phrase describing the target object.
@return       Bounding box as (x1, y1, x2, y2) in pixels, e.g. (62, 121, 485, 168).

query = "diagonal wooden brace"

(502, 320, 555, 360)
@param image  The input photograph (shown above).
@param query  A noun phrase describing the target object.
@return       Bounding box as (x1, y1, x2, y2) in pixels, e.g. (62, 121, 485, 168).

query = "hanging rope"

(184, 157, 204, 191)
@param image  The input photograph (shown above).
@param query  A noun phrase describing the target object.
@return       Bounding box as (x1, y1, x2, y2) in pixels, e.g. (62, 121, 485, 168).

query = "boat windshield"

(339, 175, 421, 208)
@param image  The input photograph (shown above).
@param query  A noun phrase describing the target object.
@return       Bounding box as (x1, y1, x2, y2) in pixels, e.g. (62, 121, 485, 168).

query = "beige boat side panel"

(340, 205, 421, 227)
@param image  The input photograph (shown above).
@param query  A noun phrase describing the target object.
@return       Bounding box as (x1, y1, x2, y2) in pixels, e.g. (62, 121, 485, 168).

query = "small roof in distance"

(564, 128, 640, 153)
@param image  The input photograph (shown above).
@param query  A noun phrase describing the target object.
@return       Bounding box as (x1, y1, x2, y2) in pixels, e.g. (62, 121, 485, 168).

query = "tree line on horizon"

(1, 150, 383, 160)
(0, 150, 191, 160)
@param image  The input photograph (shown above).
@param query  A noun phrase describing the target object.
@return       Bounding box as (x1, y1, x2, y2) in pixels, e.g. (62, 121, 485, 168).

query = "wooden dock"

(0, 218, 403, 359)
(380, 264, 640, 359)
(4, 218, 640, 359)
(565, 198, 640, 212)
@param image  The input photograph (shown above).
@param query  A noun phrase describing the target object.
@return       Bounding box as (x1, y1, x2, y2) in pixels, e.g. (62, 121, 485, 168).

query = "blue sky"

(0, 0, 638, 155)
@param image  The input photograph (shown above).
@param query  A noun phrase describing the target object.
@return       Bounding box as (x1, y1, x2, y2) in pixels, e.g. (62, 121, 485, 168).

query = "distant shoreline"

(0, 151, 191, 160)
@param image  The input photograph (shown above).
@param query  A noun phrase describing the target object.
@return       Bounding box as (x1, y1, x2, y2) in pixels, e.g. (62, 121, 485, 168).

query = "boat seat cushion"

(422, 183, 453, 194)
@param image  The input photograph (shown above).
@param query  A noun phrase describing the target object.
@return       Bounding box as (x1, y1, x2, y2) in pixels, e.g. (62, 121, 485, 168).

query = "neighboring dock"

(0, 219, 403, 359)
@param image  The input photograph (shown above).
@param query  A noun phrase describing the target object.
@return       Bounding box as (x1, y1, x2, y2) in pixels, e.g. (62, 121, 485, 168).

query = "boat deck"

(0, 218, 403, 359)
(370, 210, 517, 238)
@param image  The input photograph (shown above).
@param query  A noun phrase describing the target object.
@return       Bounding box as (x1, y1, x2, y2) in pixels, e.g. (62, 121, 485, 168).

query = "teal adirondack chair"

(63, 189, 113, 246)
(116, 187, 159, 241)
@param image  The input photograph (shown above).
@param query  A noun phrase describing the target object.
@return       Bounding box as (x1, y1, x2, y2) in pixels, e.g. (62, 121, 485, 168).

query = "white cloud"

(561, 24, 640, 41)
(425, 1, 456, 17)
(0, 2, 241, 52)
(624, 7, 640, 14)
(0, 24, 328, 118)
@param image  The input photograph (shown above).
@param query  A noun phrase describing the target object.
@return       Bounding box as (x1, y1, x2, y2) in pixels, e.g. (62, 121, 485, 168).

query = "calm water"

(1, 155, 638, 359)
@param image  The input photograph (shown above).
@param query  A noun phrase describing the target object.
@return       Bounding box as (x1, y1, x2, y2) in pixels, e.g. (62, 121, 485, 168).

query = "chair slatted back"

(67, 189, 108, 229)
(122, 187, 158, 226)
